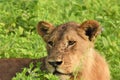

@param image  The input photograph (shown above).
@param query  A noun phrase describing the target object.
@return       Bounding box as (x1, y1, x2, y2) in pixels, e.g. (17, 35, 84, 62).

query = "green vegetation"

(12, 62, 59, 80)
(0, 0, 119, 80)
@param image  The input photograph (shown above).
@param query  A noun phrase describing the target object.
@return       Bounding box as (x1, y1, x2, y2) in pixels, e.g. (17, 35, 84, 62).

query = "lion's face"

(37, 20, 101, 80)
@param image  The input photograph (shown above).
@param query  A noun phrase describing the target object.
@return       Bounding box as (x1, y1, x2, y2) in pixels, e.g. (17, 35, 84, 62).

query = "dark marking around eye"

(68, 41, 76, 46)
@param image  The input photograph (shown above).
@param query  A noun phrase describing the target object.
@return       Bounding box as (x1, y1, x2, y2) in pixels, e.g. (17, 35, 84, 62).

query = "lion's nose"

(48, 61, 62, 67)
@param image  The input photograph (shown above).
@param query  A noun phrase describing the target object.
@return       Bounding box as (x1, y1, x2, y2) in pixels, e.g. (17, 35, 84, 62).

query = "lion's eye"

(48, 41, 54, 47)
(68, 41, 76, 46)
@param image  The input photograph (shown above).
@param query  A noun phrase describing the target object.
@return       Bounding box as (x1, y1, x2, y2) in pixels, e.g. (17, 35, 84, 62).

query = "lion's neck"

(82, 48, 95, 79)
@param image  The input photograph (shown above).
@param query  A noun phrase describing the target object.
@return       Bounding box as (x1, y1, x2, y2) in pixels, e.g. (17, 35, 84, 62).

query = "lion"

(37, 20, 110, 80)
(0, 58, 46, 80)
(0, 20, 110, 80)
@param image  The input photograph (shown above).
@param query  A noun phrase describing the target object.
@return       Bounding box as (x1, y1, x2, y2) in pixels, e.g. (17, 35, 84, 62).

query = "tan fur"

(37, 20, 110, 80)
(0, 20, 110, 80)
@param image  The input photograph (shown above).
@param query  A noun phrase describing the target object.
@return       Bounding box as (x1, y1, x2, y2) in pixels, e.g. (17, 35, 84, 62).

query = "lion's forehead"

(49, 22, 80, 41)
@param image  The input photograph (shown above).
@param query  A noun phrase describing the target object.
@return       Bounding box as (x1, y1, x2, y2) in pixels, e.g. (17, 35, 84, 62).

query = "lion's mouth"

(53, 70, 72, 76)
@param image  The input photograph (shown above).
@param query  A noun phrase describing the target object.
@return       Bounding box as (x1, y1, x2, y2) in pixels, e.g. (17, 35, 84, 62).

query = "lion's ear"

(37, 21, 54, 40)
(79, 20, 102, 41)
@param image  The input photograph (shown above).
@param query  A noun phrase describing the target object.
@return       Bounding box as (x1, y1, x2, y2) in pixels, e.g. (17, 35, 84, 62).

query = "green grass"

(0, 0, 120, 80)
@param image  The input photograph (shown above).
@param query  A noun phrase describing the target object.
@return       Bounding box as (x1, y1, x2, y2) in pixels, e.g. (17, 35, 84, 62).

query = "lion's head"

(37, 20, 101, 80)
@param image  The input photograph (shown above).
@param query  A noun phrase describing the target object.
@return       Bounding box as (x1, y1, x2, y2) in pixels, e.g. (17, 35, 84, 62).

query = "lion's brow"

(50, 22, 78, 41)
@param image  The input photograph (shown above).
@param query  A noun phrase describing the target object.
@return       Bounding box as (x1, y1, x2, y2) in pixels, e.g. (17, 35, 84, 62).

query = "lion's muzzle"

(48, 61, 63, 67)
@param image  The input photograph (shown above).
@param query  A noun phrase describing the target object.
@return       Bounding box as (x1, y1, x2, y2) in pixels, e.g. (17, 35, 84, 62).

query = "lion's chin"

(53, 70, 71, 80)
(53, 70, 72, 75)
